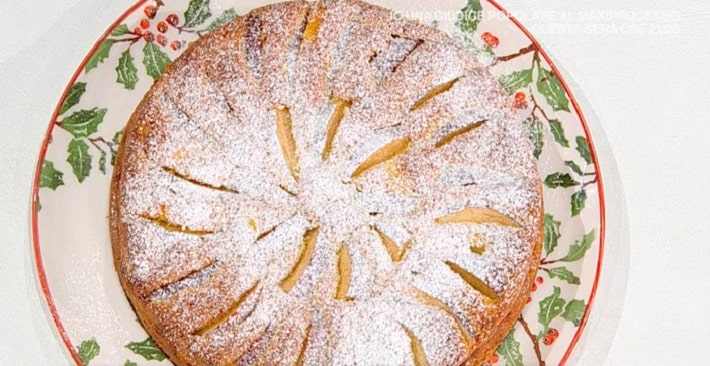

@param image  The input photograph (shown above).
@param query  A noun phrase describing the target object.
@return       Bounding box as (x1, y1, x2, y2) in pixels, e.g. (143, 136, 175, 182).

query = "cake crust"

(110, 1, 543, 365)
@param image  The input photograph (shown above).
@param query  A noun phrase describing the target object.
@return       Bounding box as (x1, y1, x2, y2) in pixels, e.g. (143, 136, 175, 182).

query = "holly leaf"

(560, 230, 596, 262)
(40, 161, 64, 190)
(85, 39, 115, 73)
(112, 130, 124, 166)
(571, 190, 587, 217)
(111, 24, 131, 36)
(496, 330, 523, 366)
(457, 0, 482, 33)
(538, 286, 566, 334)
(562, 299, 586, 326)
(543, 214, 561, 256)
(545, 267, 580, 285)
(67, 139, 92, 183)
(206, 8, 237, 32)
(499, 69, 533, 95)
(99, 150, 108, 174)
(544, 173, 579, 188)
(548, 119, 570, 147)
(143, 42, 172, 81)
(184, 0, 211, 28)
(537, 68, 570, 112)
(565, 160, 583, 175)
(124, 361, 138, 366)
(528, 117, 544, 159)
(116, 50, 139, 90)
(575, 136, 592, 164)
(126, 338, 167, 361)
(60, 108, 107, 138)
(59, 82, 86, 115)
(112, 130, 124, 145)
(77, 338, 100, 365)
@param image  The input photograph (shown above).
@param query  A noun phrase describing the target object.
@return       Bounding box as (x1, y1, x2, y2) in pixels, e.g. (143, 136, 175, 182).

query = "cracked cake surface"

(110, 0, 543, 365)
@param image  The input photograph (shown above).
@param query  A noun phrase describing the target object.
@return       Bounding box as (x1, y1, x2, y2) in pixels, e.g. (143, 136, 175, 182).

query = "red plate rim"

(29, 0, 606, 364)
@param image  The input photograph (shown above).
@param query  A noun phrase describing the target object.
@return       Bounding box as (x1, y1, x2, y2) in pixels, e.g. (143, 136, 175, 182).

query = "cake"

(109, 0, 543, 365)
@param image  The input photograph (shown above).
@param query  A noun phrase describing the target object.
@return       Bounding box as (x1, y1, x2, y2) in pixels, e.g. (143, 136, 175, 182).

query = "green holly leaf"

(112, 130, 124, 166)
(496, 330, 523, 366)
(564, 160, 583, 175)
(124, 360, 138, 366)
(538, 286, 566, 334)
(77, 338, 100, 365)
(562, 299, 586, 326)
(499, 69, 533, 95)
(548, 119, 570, 147)
(571, 190, 587, 217)
(126, 338, 167, 361)
(560, 230, 596, 262)
(184, 0, 211, 28)
(40, 161, 64, 190)
(544, 173, 580, 188)
(575, 136, 592, 164)
(528, 117, 544, 159)
(59, 82, 86, 115)
(116, 50, 139, 90)
(111, 24, 131, 37)
(143, 42, 172, 81)
(545, 267, 580, 285)
(457, 0, 482, 33)
(60, 108, 107, 138)
(206, 8, 238, 32)
(85, 39, 115, 73)
(98, 150, 108, 174)
(537, 68, 570, 112)
(543, 214, 561, 256)
(112, 130, 124, 145)
(67, 139, 92, 183)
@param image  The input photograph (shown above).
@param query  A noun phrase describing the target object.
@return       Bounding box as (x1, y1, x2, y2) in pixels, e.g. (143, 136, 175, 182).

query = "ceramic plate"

(31, 0, 607, 364)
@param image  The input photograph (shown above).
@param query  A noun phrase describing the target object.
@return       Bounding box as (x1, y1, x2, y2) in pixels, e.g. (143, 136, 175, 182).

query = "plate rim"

(29, 0, 607, 364)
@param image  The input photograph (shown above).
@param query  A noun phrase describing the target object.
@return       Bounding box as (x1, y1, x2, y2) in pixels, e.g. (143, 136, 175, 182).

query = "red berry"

(536, 276, 544, 285)
(488, 353, 499, 364)
(143, 31, 154, 43)
(481, 32, 500, 48)
(166, 13, 179, 26)
(513, 91, 528, 109)
(531, 282, 537, 292)
(542, 328, 559, 345)
(133, 27, 144, 36)
(140, 18, 150, 29)
(156, 34, 167, 46)
(157, 21, 168, 33)
(144, 5, 157, 19)
(170, 40, 182, 51)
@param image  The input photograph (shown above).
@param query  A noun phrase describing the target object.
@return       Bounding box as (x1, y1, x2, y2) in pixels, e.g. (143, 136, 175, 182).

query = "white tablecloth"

(1, 0, 708, 364)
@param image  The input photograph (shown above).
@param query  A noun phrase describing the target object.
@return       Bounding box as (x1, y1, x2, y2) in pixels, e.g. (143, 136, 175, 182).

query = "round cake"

(110, 0, 543, 365)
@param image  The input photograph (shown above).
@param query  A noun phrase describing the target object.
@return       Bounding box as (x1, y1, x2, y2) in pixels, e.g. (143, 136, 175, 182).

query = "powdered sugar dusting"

(112, 0, 542, 364)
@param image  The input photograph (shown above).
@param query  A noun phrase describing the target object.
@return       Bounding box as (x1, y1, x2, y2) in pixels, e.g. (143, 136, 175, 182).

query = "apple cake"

(110, 0, 543, 365)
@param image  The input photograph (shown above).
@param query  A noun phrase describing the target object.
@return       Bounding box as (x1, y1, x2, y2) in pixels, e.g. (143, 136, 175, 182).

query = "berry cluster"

(513, 91, 528, 109)
(542, 328, 559, 346)
(135, 5, 183, 51)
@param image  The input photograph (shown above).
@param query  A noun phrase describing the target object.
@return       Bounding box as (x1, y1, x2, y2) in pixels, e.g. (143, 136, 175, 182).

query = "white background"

(1, 0, 708, 364)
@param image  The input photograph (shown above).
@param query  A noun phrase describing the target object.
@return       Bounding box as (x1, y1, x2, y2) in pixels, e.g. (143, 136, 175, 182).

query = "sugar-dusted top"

(111, 1, 543, 365)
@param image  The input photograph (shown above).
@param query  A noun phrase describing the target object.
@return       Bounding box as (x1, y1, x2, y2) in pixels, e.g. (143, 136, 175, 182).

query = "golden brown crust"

(110, 1, 544, 365)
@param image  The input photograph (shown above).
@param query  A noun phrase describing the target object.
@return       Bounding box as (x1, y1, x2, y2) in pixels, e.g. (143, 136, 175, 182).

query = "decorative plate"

(31, 0, 606, 365)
